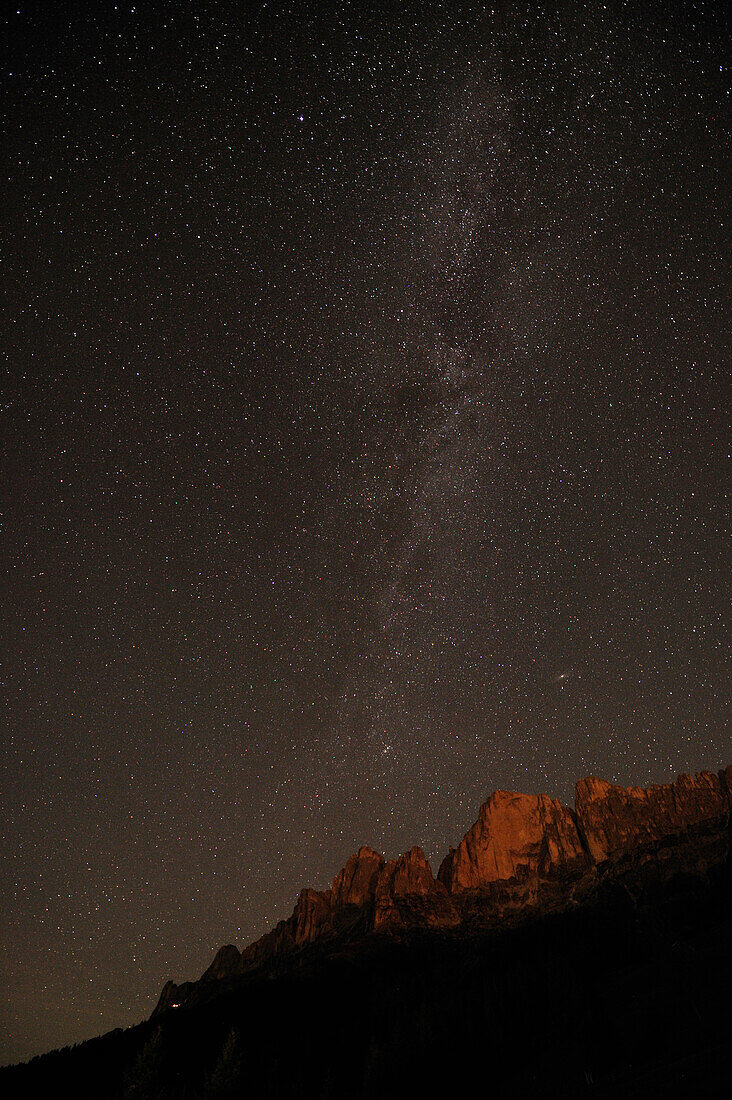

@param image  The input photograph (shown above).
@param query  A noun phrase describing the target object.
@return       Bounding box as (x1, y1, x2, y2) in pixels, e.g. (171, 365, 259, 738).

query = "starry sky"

(1, 0, 729, 1065)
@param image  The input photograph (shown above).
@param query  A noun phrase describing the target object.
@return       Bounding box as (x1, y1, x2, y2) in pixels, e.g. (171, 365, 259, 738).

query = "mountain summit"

(154, 765, 732, 1016)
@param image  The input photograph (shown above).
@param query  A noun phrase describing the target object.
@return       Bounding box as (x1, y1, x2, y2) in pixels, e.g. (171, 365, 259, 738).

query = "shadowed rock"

(154, 979, 195, 1015)
(201, 944, 241, 983)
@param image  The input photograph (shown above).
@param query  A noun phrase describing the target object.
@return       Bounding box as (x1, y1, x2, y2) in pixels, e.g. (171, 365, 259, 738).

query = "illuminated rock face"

(574, 767, 732, 863)
(374, 847, 460, 931)
(239, 845, 457, 970)
(331, 847, 384, 909)
(292, 887, 333, 945)
(437, 790, 589, 894)
(154, 763, 732, 1018)
(238, 848, 387, 969)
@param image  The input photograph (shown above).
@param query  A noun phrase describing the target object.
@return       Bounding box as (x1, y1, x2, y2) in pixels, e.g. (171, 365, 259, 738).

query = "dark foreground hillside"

(3, 853, 732, 1099)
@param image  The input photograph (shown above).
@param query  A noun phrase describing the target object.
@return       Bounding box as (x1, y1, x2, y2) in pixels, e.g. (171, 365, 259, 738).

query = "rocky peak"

(154, 979, 194, 1016)
(574, 776, 613, 802)
(384, 847, 435, 897)
(331, 846, 384, 908)
(574, 768, 731, 863)
(200, 944, 241, 983)
(292, 887, 332, 944)
(374, 847, 460, 931)
(437, 789, 589, 895)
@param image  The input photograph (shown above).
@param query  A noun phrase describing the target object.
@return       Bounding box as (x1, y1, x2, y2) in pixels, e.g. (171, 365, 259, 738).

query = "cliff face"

(200, 944, 241, 983)
(575, 767, 732, 863)
(374, 847, 460, 931)
(331, 846, 383, 908)
(438, 790, 588, 887)
(153, 764, 732, 1017)
(233, 845, 453, 976)
(434, 790, 592, 926)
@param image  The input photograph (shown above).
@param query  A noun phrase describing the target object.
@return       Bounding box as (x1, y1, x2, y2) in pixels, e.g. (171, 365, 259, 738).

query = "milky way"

(331, 61, 506, 775)
(2, 1, 728, 1064)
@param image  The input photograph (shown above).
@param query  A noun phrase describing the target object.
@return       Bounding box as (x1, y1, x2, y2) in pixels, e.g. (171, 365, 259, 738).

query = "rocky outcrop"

(239, 920, 292, 969)
(154, 979, 195, 1015)
(438, 790, 589, 894)
(155, 844, 456, 1014)
(200, 944, 241, 983)
(292, 887, 334, 944)
(153, 763, 732, 1018)
(240, 845, 458, 961)
(239, 847, 386, 973)
(435, 790, 592, 925)
(331, 846, 384, 909)
(153, 946, 242, 1016)
(575, 768, 732, 863)
(374, 847, 460, 931)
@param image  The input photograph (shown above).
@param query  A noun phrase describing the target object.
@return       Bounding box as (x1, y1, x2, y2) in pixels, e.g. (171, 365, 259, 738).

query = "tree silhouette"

(201, 1028, 242, 1098)
(122, 1026, 167, 1100)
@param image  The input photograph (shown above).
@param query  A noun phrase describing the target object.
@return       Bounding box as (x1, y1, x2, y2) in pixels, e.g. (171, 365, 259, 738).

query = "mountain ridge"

(154, 763, 732, 1016)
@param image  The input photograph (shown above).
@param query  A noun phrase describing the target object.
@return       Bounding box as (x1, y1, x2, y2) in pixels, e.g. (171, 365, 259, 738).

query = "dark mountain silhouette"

(3, 764, 732, 1098)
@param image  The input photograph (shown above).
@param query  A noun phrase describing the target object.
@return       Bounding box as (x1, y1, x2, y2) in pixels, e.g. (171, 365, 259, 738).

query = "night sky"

(1, 0, 729, 1065)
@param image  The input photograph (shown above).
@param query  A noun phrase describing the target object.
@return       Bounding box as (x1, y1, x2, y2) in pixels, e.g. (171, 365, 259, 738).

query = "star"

(2, 0, 726, 1065)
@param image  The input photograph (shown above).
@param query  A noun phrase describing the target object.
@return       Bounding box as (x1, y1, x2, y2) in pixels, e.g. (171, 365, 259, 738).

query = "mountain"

(153, 764, 732, 1015)
(3, 763, 732, 1099)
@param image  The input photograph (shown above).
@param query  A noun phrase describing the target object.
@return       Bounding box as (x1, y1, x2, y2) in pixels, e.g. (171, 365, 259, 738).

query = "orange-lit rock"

(240, 847, 386, 968)
(438, 790, 589, 894)
(575, 768, 732, 863)
(292, 887, 333, 944)
(153, 762, 732, 1019)
(331, 846, 384, 908)
(374, 847, 460, 930)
